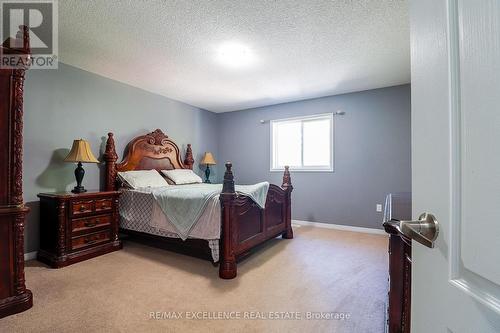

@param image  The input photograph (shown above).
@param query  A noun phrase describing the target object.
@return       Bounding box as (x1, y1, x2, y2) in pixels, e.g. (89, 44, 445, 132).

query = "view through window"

(271, 113, 333, 171)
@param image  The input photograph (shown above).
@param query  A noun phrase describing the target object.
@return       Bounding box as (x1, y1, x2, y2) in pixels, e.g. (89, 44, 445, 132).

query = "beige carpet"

(1, 226, 388, 333)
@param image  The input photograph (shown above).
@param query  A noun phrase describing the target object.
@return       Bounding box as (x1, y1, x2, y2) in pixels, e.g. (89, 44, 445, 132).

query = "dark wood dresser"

(0, 27, 33, 318)
(383, 193, 412, 333)
(37, 191, 122, 268)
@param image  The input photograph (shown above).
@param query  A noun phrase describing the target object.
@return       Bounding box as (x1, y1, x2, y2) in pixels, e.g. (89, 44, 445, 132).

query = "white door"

(411, 0, 500, 332)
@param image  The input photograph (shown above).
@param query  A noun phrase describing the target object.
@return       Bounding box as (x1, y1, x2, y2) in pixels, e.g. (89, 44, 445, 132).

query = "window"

(271, 113, 333, 172)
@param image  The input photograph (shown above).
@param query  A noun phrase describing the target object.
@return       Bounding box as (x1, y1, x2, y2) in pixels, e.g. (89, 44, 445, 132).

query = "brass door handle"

(388, 213, 439, 248)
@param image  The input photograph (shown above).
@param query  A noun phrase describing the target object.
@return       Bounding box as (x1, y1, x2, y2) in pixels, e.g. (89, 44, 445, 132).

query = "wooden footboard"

(219, 163, 293, 279)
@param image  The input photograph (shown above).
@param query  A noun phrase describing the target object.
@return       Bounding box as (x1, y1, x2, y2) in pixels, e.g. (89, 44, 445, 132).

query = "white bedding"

(117, 170, 169, 188)
(119, 187, 221, 261)
(160, 169, 203, 185)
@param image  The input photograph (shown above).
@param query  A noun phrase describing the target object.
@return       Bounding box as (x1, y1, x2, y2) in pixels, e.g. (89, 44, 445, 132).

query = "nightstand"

(37, 190, 122, 268)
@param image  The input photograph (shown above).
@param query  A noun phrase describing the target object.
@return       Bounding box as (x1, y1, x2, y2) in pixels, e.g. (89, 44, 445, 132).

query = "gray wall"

(217, 85, 411, 229)
(21, 66, 409, 254)
(23, 63, 219, 252)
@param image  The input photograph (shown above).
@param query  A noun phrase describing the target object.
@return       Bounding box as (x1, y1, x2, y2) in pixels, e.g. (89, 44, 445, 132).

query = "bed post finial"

(20, 25, 30, 53)
(4, 25, 30, 52)
(220, 162, 237, 279)
(104, 132, 118, 191)
(222, 162, 235, 194)
(281, 166, 293, 239)
(282, 166, 292, 191)
(184, 144, 194, 170)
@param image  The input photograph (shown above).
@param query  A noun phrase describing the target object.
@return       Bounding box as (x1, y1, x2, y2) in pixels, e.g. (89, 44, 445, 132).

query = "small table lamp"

(64, 139, 99, 193)
(200, 152, 216, 183)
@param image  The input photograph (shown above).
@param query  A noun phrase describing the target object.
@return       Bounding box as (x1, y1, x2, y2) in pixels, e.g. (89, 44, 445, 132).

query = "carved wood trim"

(13, 209, 29, 295)
(184, 144, 194, 170)
(402, 247, 412, 332)
(103, 130, 194, 191)
(281, 166, 293, 239)
(219, 162, 237, 279)
(112, 197, 119, 241)
(103, 133, 118, 191)
(116, 129, 185, 171)
(2, 25, 31, 55)
(57, 201, 66, 257)
(267, 185, 286, 204)
(20, 25, 30, 53)
(222, 162, 235, 194)
(10, 70, 26, 206)
(2, 26, 31, 207)
(0, 25, 32, 318)
(281, 165, 292, 191)
(233, 198, 259, 216)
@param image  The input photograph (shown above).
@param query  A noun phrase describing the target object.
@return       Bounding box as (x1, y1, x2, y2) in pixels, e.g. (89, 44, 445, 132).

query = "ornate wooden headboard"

(103, 129, 194, 191)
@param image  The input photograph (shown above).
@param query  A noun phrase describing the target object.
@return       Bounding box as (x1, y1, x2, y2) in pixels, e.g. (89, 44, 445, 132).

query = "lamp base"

(71, 186, 87, 194)
(204, 165, 211, 183)
(72, 162, 87, 194)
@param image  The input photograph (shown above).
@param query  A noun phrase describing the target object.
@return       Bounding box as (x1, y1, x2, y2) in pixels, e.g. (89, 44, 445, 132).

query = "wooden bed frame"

(103, 129, 293, 279)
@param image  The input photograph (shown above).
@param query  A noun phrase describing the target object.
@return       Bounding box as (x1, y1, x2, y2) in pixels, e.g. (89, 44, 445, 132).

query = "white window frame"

(270, 113, 334, 172)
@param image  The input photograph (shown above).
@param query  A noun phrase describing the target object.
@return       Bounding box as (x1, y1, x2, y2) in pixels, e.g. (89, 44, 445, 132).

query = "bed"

(103, 129, 293, 279)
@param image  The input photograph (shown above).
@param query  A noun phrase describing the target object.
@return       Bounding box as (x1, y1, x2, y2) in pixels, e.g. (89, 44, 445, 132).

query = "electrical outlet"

(376, 204, 382, 212)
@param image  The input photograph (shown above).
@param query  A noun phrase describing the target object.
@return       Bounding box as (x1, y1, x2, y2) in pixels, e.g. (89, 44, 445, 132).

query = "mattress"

(119, 187, 220, 261)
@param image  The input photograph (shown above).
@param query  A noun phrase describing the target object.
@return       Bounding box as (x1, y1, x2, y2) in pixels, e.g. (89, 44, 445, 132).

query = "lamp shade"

(64, 139, 99, 163)
(200, 152, 217, 165)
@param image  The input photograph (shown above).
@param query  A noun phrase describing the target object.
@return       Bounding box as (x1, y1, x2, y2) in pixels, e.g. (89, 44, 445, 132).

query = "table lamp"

(200, 152, 217, 183)
(64, 139, 99, 193)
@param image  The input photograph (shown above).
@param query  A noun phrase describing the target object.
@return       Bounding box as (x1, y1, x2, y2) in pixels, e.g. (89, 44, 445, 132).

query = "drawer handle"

(84, 221, 97, 228)
(84, 237, 98, 244)
(79, 205, 86, 212)
(101, 204, 107, 208)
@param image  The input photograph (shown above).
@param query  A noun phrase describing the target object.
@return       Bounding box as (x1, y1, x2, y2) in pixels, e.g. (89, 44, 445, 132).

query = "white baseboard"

(21, 223, 384, 260)
(292, 219, 387, 235)
(24, 251, 37, 261)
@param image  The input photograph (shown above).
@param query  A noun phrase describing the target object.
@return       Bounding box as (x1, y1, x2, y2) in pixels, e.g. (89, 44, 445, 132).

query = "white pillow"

(161, 169, 203, 185)
(117, 170, 169, 189)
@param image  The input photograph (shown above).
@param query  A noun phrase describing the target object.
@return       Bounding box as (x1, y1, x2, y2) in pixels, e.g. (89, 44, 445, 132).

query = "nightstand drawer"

(71, 230, 111, 251)
(71, 200, 94, 216)
(38, 190, 122, 268)
(72, 215, 111, 234)
(94, 198, 113, 213)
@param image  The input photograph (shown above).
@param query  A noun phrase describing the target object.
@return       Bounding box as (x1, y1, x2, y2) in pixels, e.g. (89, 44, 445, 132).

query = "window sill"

(270, 168, 334, 173)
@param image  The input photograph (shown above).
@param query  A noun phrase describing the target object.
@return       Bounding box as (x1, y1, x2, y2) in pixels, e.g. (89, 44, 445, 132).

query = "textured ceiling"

(59, 0, 409, 112)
